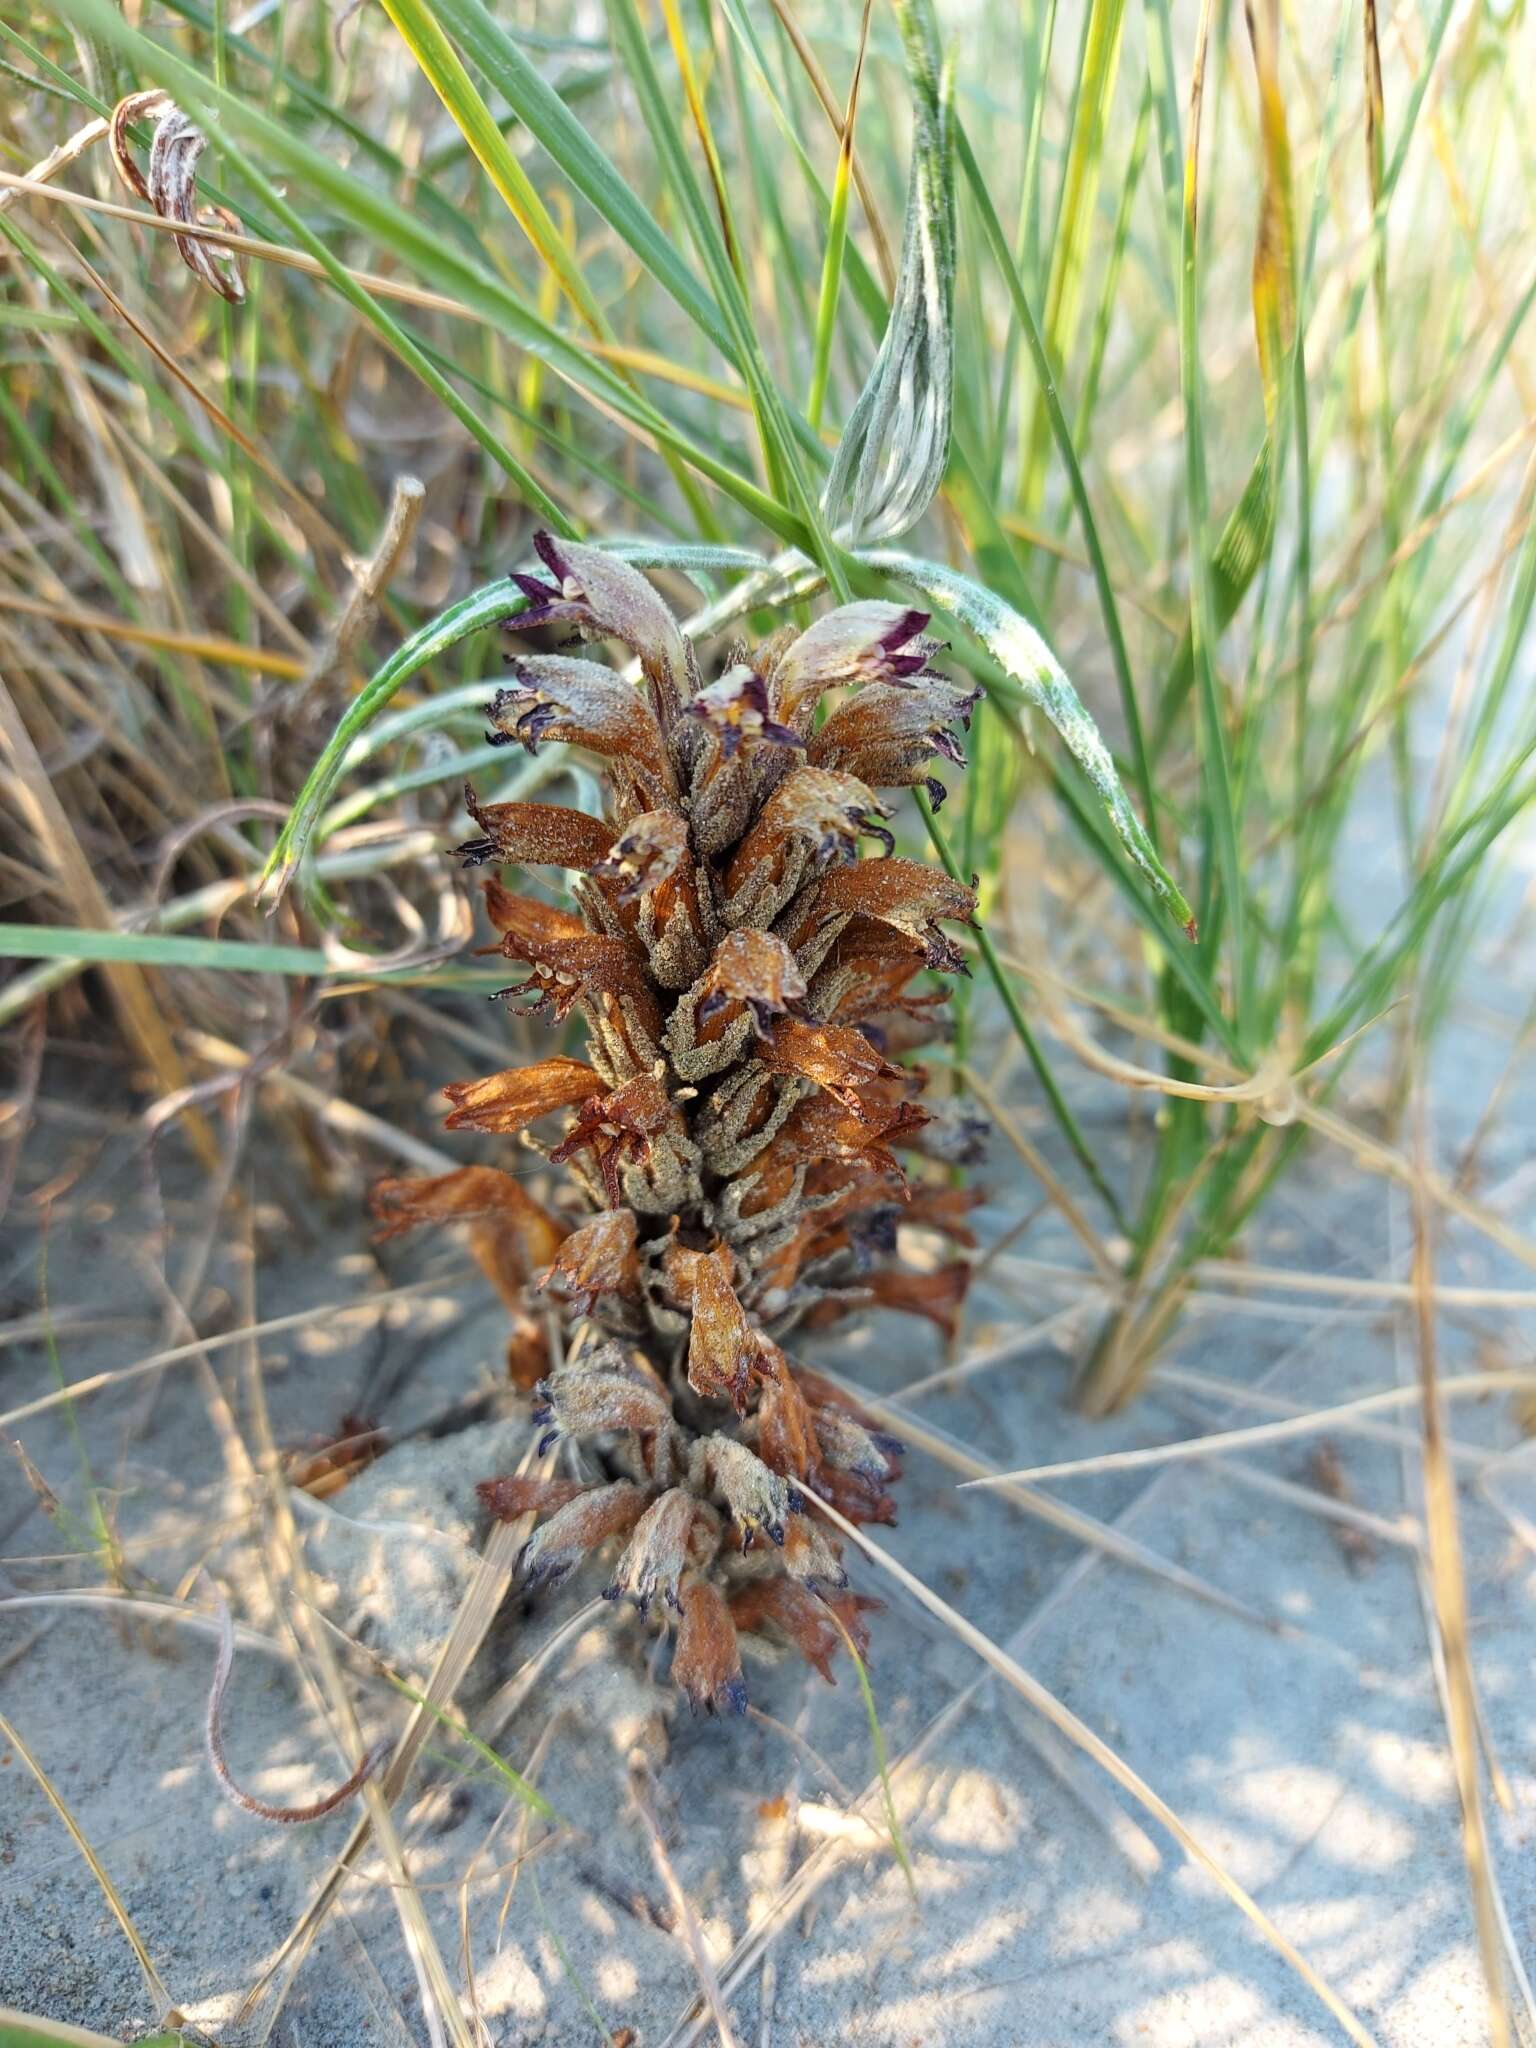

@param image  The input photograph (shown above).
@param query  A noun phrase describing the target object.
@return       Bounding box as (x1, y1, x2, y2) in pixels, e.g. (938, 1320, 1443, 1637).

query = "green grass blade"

(604, 0, 848, 593)
(867, 550, 1194, 932)
(375, 0, 608, 338)
(1144, 0, 1248, 1037)
(952, 119, 1159, 848)
(420, 0, 734, 357)
(807, 0, 872, 432)
(825, 1608, 918, 1902)
(917, 792, 1129, 1233)
(258, 578, 520, 906)
(0, 927, 333, 975)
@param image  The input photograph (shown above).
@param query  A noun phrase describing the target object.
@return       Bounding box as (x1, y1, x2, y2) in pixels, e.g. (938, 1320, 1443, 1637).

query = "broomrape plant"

(243, 0, 1187, 1712)
(369, 537, 984, 1714)
(242, 0, 1183, 1719)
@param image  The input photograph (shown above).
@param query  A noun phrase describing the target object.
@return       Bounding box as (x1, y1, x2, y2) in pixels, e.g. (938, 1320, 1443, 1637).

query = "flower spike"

(371, 553, 986, 1720)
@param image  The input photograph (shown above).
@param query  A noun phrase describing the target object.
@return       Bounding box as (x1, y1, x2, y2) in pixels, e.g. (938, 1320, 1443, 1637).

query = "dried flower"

(380, 538, 983, 1717)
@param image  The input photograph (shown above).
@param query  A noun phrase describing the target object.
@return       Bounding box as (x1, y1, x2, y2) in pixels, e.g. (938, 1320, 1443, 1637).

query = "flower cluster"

(371, 537, 981, 1715)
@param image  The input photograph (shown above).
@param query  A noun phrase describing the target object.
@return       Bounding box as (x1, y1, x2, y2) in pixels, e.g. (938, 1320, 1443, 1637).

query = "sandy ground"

(2, 940, 1534, 2048)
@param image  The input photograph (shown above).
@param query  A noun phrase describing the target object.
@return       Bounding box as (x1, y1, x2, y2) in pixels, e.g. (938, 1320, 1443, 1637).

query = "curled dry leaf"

(370, 536, 986, 1714)
(110, 90, 246, 303)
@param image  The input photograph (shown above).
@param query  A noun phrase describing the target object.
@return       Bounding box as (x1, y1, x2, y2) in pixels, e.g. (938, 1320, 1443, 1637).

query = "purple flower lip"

(880, 607, 931, 650)
(878, 608, 941, 681)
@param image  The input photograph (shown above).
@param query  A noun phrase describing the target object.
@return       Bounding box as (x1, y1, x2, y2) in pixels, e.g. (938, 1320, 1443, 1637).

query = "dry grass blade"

(68, 247, 348, 565)
(1409, 1112, 1511, 2045)
(805, 1495, 1380, 2048)
(1199, 1453, 1421, 1553)
(0, 1271, 461, 1431)
(203, 1580, 385, 1824)
(0, 584, 309, 677)
(895, 1303, 1085, 1403)
(960, 1065, 1122, 1282)
(294, 474, 426, 710)
(0, 1708, 177, 2023)
(236, 1267, 475, 2048)
(0, 166, 753, 407)
(1152, 1364, 1486, 1471)
(235, 1459, 548, 2031)
(660, 1586, 1158, 2047)
(0, 115, 109, 213)
(0, 674, 213, 1167)
(987, 942, 1536, 1274)
(763, 0, 896, 292)
(631, 1763, 743, 2048)
(813, 1363, 1290, 1635)
(962, 1372, 1536, 1487)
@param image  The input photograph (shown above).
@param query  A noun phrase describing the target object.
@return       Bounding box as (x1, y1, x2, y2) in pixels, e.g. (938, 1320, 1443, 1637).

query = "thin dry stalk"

(0, 1270, 461, 1430)
(0, 999, 46, 1226)
(811, 1362, 1289, 1636)
(294, 474, 426, 710)
(182, 1029, 462, 1171)
(963, 1371, 1536, 1488)
(961, 1064, 1122, 1282)
(895, 1303, 1084, 1403)
(230, 1216, 474, 2048)
(988, 942, 1536, 1274)
(0, 167, 752, 410)
(1153, 1363, 1488, 1472)
(1408, 1123, 1511, 2045)
(631, 1762, 742, 2048)
(806, 1495, 1379, 2048)
(235, 1465, 549, 2031)
(0, 1707, 178, 2023)
(204, 1582, 384, 1824)
(0, 672, 214, 1166)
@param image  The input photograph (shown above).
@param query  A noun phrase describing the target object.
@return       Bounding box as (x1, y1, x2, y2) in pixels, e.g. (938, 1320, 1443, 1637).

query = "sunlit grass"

(1, 0, 1530, 1351)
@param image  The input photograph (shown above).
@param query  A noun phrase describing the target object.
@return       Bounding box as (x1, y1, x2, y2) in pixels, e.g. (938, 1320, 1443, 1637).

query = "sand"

(2, 965, 1533, 2047)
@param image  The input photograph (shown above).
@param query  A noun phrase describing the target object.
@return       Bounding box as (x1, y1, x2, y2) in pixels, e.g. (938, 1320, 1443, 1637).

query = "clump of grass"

(2, 0, 1526, 1386)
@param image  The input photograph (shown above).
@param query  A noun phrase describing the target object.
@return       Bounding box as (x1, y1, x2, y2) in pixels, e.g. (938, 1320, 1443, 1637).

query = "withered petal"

(607, 1487, 696, 1614)
(539, 1207, 640, 1310)
(488, 654, 674, 805)
(442, 1056, 602, 1136)
(771, 600, 939, 733)
(477, 1474, 589, 1521)
(591, 807, 690, 902)
(863, 1261, 972, 1340)
(728, 1577, 882, 1684)
(807, 679, 980, 797)
(455, 787, 615, 871)
(755, 1368, 822, 1483)
(368, 1165, 567, 1309)
(757, 1015, 904, 1122)
(510, 535, 687, 714)
(672, 1577, 747, 1715)
(531, 1363, 674, 1452)
(687, 1246, 779, 1414)
(514, 1479, 648, 1593)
